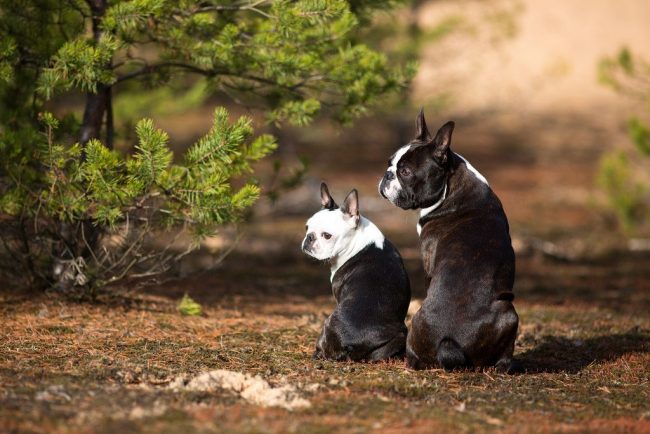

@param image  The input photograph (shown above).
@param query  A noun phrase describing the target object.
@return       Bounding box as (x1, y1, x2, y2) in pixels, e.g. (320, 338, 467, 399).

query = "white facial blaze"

(379, 145, 411, 203)
(302, 208, 384, 281)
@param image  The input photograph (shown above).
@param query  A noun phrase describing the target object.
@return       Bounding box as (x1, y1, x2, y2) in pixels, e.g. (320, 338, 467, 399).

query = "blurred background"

(142, 0, 650, 240)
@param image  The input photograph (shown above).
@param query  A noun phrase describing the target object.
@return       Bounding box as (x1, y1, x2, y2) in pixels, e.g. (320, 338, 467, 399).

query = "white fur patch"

(379, 145, 411, 201)
(303, 210, 384, 281)
(417, 184, 447, 235)
(304, 209, 350, 263)
(329, 216, 384, 281)
(456, 153, 488, 185)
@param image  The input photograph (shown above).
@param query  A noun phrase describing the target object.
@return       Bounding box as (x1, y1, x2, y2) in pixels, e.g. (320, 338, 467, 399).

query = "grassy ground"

(1, 241, 649, 433)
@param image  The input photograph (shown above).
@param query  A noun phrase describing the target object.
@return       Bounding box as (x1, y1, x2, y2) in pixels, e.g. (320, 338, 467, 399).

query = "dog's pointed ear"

(415, 107, 431, 142)
(320, 182, 338, 210)
(429, 121, 455, 163)
(341, 189, 360, 227)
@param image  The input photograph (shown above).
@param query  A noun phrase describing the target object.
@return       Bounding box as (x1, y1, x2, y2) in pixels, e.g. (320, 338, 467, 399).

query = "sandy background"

(415, 0, 650, 116)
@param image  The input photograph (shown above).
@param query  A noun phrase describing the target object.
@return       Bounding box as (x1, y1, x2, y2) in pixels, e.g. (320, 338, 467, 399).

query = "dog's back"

(318, 238, 411, 361)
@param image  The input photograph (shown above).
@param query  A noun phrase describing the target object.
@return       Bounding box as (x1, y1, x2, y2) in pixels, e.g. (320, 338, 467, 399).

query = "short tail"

(436, 338, 468, 371)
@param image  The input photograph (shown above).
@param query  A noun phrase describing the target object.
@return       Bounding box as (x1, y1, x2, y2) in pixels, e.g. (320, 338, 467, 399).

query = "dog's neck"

(330, 216, 384, 281)
(417, 153, 490, 235)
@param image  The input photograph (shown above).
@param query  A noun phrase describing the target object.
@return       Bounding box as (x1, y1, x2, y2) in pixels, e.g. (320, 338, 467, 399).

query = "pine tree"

(0, 107, 276, 289)
(3, 0, 413, 147)
(0, 0, 413, 291)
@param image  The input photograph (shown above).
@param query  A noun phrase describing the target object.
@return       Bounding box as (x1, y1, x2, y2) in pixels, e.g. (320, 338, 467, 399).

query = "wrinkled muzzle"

(302, 232, 316, 254)
(378, 170, 400, 203)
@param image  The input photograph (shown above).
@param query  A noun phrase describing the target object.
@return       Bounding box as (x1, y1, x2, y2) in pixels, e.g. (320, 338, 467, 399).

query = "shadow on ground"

(519, 330, 650, 373)
(141, 244, 650, 314)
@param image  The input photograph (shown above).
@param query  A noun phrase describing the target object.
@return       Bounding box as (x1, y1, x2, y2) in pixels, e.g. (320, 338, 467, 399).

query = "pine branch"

(115, 62, 216, 82)
(190, 0, 272, 17)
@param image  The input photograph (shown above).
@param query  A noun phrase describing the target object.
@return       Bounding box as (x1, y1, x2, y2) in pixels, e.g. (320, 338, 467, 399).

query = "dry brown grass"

(1, 242, 649, 434)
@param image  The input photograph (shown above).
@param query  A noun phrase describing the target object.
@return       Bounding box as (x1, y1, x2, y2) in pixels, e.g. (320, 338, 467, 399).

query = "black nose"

(302, 232, 316, 251)
(385, 170, 395, 181)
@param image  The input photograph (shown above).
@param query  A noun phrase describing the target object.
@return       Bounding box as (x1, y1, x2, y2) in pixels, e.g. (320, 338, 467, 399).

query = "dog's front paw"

(405, 349, 424, 370)
(312, 349, 324, 360)
(495, 358, 523, 374)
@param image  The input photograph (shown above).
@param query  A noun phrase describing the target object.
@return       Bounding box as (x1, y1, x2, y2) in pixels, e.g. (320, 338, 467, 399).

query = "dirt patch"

(168, 370, 311, 410)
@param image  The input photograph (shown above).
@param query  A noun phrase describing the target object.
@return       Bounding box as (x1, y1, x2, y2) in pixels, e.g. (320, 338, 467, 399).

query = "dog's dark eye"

(322, 232, 332, 240)
(399, 167, 412, 177)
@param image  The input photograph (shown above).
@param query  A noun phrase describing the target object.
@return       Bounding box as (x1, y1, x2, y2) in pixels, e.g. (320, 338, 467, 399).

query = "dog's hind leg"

(493, 302, 520, 373)
(405, 341, 424, 369)
(405, 314, 436, 369)
(316, 315, 352, 361)
(367, 331, 407, 361)
(493, 327, 521, 373)
(436, 338, 469, 371)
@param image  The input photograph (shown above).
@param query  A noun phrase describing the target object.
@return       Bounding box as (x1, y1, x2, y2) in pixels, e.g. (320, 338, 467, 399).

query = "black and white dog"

(379, 110, 519, 372)
(302, 183, 411, 361)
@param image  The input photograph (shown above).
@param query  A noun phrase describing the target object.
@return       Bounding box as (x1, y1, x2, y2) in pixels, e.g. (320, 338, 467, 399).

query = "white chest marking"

(416, 153, 486, 235)
(417, 184, 447, 235)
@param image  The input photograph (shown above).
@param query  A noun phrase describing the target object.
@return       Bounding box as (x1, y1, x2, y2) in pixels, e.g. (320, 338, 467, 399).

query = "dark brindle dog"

(379, 109, 519, 372)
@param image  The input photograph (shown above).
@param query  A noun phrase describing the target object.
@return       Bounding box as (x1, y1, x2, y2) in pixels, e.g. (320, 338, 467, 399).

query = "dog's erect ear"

(341, 189, 360, 227)
(429, 121, 455, 163)
(415, 108, 431, 142)
(320, 182, 338, 210)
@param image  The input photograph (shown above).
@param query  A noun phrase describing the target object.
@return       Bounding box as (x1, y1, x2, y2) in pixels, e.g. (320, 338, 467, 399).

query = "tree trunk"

(79, 0, 112, 148)
(79, 86, 111, 147)
(105, 86, 114, 148)
(53, 0, 112, 291)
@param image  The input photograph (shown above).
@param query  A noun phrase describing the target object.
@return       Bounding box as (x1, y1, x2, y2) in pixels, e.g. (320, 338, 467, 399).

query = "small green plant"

(0, 108, 275, 290)
(177, 293, 203, 317)
(597, 151, 647, 233)
(598, 48, 650, 235)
